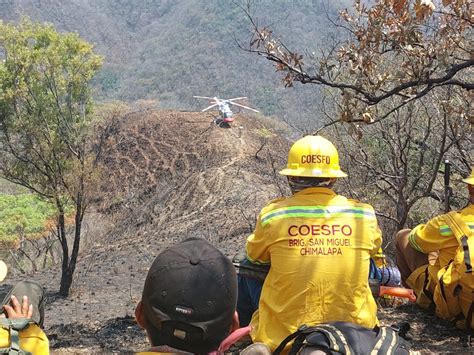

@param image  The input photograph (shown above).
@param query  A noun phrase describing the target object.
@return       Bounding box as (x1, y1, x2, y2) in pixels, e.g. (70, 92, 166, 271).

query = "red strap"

(209, 325, 252, 354)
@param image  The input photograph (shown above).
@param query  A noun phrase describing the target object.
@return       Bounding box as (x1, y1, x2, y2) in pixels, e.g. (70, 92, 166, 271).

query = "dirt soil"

(4, 110, 472, 354)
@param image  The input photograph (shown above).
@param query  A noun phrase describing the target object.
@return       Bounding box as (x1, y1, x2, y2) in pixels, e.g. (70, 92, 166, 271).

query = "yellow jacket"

(408, 204, 474, 279)
(0, 323, 49, 354)
(408, 204, 474, 327)
(246, 187, 382, 351)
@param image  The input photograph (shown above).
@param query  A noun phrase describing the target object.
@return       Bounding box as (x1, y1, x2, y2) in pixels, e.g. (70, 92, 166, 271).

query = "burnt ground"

(4, 110, 472, 354)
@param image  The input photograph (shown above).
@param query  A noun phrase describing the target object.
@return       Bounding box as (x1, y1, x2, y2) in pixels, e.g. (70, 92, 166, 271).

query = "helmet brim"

(279, 168, 347, 178)
(462, 177, 474, 185)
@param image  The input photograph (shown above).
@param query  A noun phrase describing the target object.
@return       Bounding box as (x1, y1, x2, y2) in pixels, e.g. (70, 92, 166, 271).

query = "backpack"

(232, 252, 269, 282)
(433, 211, 474, 329)
(273, 322, 411, 355)
(0, 318, 32, 355)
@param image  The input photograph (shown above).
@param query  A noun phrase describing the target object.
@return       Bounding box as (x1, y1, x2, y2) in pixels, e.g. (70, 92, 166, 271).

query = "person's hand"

(2, 295, 33, 320)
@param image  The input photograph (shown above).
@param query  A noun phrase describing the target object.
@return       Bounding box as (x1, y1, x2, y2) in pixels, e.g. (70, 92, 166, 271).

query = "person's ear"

(135, 301, 146, 329)
(231, 311, 240, 331)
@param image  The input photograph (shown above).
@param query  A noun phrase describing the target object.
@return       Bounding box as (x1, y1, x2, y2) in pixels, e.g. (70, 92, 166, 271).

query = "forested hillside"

(0, 0, 349, 127)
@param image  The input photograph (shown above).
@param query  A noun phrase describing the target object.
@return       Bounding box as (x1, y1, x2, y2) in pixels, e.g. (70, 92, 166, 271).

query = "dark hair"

(287, 176, 335, 193)
(288, 176, 333, 184)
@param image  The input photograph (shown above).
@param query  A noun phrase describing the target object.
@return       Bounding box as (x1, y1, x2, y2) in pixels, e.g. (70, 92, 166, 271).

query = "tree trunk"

(59, 267, 73, 297)
(396, 197, 408, 231)
(58, 190, 85, 297)
(58, 206, 70, 296)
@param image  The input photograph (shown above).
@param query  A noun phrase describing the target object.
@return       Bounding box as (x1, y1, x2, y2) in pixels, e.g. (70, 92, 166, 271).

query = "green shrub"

(0, 194, 56, 247)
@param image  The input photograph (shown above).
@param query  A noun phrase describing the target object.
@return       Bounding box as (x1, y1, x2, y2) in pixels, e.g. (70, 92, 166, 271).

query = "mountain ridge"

(0, 0, 348, 126)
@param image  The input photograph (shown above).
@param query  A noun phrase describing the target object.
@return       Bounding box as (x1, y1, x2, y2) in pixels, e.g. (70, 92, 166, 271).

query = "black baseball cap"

(141, 237, 238, 353)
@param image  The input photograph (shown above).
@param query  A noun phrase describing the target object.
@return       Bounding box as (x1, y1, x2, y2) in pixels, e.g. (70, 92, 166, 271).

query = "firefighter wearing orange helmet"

(239, 135, 384, 352)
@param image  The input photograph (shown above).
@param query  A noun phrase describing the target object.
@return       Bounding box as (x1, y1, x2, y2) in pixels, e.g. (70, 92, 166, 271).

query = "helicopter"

(193, 96, 259, 123)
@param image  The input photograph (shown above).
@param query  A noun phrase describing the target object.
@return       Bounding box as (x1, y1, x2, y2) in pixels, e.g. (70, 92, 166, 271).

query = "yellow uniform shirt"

(0, 323, 49, 355)
(246, 187, 382, 351)
(408, 204, 474, 280)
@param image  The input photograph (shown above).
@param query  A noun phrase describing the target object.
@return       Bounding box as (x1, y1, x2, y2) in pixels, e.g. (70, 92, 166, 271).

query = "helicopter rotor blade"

(193, 96, 216, 100)
(230, 102, 260, 112)
(201, 104, 219, 112)
(228, 97, 248, 102)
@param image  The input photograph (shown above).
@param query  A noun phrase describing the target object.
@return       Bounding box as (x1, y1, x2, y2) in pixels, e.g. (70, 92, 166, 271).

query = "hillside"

(0, 0, 350, 128)
(3, 110, 291, 352)
(0, 110, 466, 353)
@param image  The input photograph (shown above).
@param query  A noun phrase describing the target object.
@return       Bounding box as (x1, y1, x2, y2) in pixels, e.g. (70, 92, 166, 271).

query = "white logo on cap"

(175, 305, 193, 316)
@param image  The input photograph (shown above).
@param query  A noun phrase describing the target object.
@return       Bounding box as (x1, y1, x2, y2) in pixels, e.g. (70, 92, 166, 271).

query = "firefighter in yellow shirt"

(0, 261, 49, 355)
(395, 168, 474, 326)
(240, 135, 383, 351)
